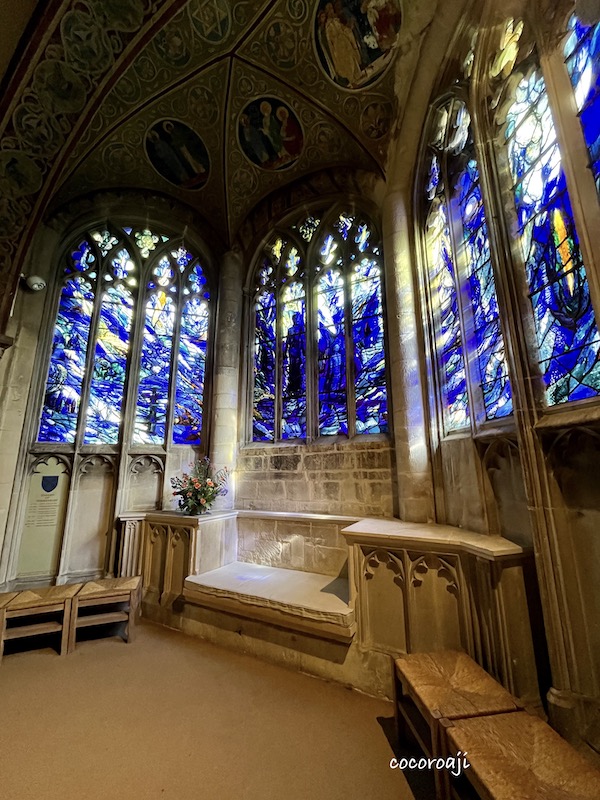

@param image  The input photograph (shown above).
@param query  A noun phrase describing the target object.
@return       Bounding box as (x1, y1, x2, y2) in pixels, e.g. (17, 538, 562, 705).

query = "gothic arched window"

(250, 208, 388, 442)
(38, 224, 213, 448)
(421, 96, 513, 433)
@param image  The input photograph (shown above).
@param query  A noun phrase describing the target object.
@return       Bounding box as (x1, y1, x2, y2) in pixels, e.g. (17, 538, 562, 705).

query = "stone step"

(184, 561, 355, 643)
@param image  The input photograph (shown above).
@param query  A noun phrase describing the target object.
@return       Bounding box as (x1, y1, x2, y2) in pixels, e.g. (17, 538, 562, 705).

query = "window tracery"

(39, 224, 212, 448)
(250, 207, 388, 442)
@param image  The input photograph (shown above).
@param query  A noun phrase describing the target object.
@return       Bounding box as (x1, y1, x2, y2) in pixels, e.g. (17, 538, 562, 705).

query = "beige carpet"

(0, 621, 416, 800)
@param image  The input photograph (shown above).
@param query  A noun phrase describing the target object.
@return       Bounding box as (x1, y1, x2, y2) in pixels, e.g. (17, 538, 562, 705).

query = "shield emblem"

(42, 475, 59, 493)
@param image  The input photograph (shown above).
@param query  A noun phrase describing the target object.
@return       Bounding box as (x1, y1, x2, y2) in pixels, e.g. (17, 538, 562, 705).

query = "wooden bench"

(0, 584, 81, 663)
(393, 651, 520, 799)
(68, 576, 141, 653)
(0, 577, 141, 662)
(442, 710, 600, 799)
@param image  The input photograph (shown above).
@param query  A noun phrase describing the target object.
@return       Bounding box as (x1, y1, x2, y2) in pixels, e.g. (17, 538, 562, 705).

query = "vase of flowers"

(170, 457, 228, 515)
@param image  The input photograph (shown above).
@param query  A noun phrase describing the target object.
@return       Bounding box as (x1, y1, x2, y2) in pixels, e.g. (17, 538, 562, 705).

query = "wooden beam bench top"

(76, 577, 141, 600)
(444, 711, 600, 799)
(5, 584, 81, 611)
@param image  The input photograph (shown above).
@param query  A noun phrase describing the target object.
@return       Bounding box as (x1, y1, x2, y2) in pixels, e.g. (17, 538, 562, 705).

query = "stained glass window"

(251, 208, 388, 441)
(564, 15, 600, 194)
(422, 97, 513, 431)
(38, 225, 212, 447)
(503, 68, 600, 403)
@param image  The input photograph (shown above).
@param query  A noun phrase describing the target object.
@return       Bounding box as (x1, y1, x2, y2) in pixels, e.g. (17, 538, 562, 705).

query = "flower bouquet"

(170, 457, 228, 515)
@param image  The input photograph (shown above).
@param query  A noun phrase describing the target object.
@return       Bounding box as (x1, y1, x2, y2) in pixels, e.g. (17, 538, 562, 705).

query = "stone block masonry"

(236, 439, 395, 518)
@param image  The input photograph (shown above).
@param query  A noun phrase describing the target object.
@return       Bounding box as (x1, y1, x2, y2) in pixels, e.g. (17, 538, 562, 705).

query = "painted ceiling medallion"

(314, 0, 402, 89)
(145, 119, 210, 190)
(238, 98, 304, 171)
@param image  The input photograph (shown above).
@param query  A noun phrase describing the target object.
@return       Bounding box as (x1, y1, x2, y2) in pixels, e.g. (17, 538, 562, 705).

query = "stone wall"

(237, 513, 356, 578)
(235, 438, 395, 517)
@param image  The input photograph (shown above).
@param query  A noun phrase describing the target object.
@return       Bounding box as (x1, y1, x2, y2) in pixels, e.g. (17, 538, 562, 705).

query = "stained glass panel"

(281, 282, 306, 439)
(39, 277, 95, 443)
(253, 291, 276, 441)
(352, 260, 388, 433)
(173, 297, 208, 445)
(84, 285, 133, 444)
(565, 15, 600, 193)
(457, 161, 513, 419)
(426, 202, 470, 429)
(318, 270, 347, 436)
(133, 292, 175, 444)
(504, 71, 600, 404)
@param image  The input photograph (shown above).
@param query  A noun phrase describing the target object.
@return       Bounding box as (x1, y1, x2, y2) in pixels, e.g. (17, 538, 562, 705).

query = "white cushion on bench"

(184, 562, 354, 636)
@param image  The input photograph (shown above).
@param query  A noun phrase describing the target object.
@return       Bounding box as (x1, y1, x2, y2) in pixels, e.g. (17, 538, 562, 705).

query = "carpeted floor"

(0, 621, 420, 800)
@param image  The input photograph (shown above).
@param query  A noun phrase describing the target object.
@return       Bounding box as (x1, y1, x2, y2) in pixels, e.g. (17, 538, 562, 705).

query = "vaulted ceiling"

(0, 0, 440, 326)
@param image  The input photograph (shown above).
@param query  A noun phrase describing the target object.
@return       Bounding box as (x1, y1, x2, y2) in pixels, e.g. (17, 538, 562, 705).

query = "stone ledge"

(184, 561, 355, 643)
(341, 518, 529, 561)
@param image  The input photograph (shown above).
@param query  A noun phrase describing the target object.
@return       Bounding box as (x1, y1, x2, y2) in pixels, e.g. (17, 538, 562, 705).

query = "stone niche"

(127, 455, 164, 512)
(236, 438, 395, 517)
(63, 455, 116, 580)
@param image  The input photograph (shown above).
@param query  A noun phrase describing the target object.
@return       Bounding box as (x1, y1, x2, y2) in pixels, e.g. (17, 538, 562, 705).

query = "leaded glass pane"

(565, 15, 600, 193)
(426, 202, 470, 430)
(457, 161, 513, 419)
(318, 270, 347, 436)
(504, 70, 600, 404)
(253, 291, 276, 442)
(352, 259, 388, 433)
(84, 285, 133, 444)
(133, 292, 175, 444)
(281, 282, 306, 439)
(173, 297, 208, 445)
(39, 276, 95, 443)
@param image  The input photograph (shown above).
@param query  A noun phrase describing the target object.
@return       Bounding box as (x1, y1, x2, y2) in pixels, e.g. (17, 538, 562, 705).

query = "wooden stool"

(443, 710, 600, 799)
(0, 584, 81, 663)
(68, 576, 141, 652)
(394, 651, 519, 799)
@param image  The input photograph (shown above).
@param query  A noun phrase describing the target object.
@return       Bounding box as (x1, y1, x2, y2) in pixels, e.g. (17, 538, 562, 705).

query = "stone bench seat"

(184, 562, 355, 642)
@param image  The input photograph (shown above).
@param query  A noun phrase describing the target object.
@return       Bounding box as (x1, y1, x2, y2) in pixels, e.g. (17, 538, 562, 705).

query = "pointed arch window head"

(250, 208, 388, 443)
(422, 97, 513, 433)
(38, 224, 214, 448)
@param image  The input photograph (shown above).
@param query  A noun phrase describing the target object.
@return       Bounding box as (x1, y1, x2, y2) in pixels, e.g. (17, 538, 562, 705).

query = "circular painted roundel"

(238, 98, 304, 171)
(145, 119, 210, 190)
(314, 0, 402, 90)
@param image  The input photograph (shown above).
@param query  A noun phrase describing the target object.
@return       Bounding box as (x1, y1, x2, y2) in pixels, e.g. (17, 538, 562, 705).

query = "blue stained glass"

(352, 260, 388, 433)
(318, 270, 347, 435)
(335, 214, 354, 240)
(112, 248, 134, 280)
(320, 234, 339, 266)
(355, 223, 370, 252)
(188, 264, 208, 297)
(133, 292, 175, 444)
(565, 15, 600, 193)
(253, 291, 276, 441)
(458, 161, 513, 419)
(285, 247, 300, 278)
(84, 285, 133, 444)
(281, 282, 306, 439)
(505, 71, 600, 404)
(67, 240, 95, 275)
(173, 248, 193, 271)
(38, 277, 95, 443)
(154, 256, 174, 286)
(427, 154, 441, 199)
(427, 203, 470, 429)
(173, 298, 208, 445)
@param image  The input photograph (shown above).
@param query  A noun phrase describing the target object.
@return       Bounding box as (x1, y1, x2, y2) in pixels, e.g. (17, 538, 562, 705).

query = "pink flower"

(200, 498, 206, 504)
(187, 492, 192, 497)
(207, 480, 213, 487)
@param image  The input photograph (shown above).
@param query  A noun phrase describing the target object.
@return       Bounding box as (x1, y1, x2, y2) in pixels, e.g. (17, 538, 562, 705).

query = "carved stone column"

(210, 248, 244, 510)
